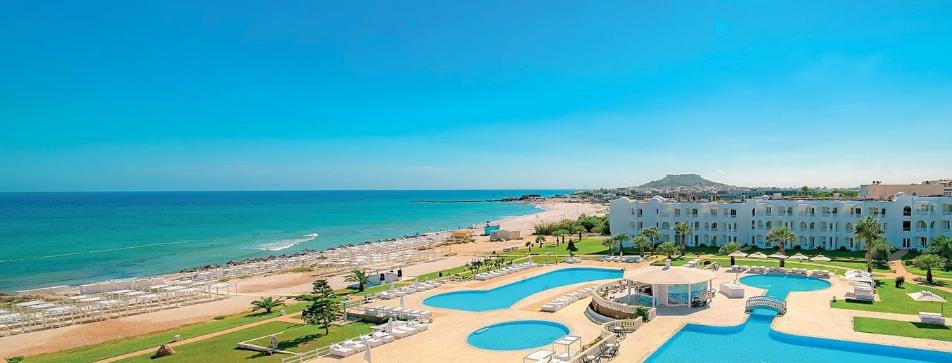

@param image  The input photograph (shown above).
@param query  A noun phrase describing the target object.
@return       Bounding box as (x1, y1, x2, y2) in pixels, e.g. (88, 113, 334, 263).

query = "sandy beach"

(0, 199, 604, 358)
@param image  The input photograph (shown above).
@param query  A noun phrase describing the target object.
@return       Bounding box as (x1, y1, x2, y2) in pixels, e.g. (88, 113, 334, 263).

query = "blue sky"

(2, 1, 951, 191)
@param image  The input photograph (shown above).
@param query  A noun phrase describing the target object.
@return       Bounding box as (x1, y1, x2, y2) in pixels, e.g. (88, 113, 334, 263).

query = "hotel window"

(903, 206, 912, 216)
(903, 221, 911, 231)
(832, 207, 838, 215)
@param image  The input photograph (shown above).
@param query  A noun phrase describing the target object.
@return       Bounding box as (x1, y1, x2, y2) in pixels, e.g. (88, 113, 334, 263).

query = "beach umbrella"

(769, 253, 788, 259)
(399, 294, 405, 309)
(364, 343, 372, 363)
(386, 317, 394, 333)
(810, 255, 831, 262)
(789, 253, 809, 260)
(727, 251, 747, 266)
(748, 252, 768, 259)
(908, 291, 947, 315)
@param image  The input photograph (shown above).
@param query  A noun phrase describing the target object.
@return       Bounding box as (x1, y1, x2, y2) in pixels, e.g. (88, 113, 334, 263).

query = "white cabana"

(626, 265, 717, 307)
(908, 291, 947, 315)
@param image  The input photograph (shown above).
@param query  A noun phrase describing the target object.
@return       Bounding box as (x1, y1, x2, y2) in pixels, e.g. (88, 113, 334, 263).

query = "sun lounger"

(358, 335, 383, 347)
(330, 344, 356, 357)
(342, 340, 367, 350)
(919, 312, 946, 326)
(372, 331, 395, 343)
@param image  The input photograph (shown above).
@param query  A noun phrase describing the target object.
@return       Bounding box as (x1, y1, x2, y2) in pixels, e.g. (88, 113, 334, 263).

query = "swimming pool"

(423, 267, 622, 311)
(645, 274, 952, 362)
(467, 320, 570, 350)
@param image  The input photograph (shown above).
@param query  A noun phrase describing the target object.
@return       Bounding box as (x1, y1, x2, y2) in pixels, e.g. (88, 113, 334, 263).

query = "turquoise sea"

(0, 190, 571, 292)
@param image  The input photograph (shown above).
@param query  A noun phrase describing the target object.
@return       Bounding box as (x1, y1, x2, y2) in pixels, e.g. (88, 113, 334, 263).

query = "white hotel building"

(609, 194, 952, 251)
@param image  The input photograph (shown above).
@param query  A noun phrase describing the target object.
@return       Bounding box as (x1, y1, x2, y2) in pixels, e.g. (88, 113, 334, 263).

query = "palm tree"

(767, 226, 796, 256)
(632, 235, 650, 257)
(767, 226, 796, 267)
(604, 234, 629, 255)
(524, 241, 532, 253)
(571, 223, 585, 241)
(535, 234, 546, 249)
(925, 235, 952, 269)
(719, 241, 742, 266)
(554, 229, 568, 245)
(642, 226, 661, 250)
(656, 241, 679, 260)
(854, 216, 883, 273)
(674, 221, 693, 255)
(250, 296, 285, 314)
(346, 269, 371, 292)
(912, 254, 947, 284)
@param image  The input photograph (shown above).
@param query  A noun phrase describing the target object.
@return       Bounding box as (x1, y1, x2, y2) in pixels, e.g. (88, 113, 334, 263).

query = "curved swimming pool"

(467, 320, 570, 350)
(645, 274, 952, 362)
(423, 267, 622, 312)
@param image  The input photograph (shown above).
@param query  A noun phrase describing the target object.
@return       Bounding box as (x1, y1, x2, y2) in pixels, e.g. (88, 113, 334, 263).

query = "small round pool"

(740, 273, 831, 299)
(467, 320, 569, 350)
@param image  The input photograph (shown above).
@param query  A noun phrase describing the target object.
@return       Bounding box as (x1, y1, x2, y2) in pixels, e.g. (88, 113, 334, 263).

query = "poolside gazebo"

(625, 264, 717, 307)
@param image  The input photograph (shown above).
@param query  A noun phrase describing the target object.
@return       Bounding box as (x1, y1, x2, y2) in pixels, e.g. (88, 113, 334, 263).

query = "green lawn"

(26, 304, 307, 363)
(514, 238, 613, 256)
(245, 322, 372, 353)
(853, 317, 952, 342)
(832, 283, 952, 317)
(904, 264, 952, 281)
(118, 321, 371, 363)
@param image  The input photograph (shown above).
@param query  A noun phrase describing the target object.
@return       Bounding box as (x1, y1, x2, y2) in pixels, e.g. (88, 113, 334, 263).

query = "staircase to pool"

(745, 296, 787, 316)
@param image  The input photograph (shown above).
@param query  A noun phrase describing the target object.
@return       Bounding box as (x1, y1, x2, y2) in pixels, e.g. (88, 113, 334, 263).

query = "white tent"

(908, 291, 947, 315)
(810, 255, 831, 262)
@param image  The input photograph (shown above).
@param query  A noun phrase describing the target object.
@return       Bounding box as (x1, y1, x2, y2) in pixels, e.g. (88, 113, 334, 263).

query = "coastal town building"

(610, 194, 952, 251)
(860, 180, 951, 200)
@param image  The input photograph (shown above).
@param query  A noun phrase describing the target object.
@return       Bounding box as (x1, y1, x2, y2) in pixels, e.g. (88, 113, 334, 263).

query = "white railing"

(601, 318, 643, 336)
(281, 346, 329, 363)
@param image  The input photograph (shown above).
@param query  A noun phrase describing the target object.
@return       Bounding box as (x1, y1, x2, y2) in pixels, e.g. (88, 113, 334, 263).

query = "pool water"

(646, 274, 952, 363)
(423, 267, 623, 311)
(740, 273, 831, 299)
(467, 320, 570, 350)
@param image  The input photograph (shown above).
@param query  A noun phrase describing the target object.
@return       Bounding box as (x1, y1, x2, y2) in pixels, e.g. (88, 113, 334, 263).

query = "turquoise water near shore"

(0, 190, 571, 292)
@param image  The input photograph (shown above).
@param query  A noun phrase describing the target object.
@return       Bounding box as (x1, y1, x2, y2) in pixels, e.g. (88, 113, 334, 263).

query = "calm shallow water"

(423, 267, 623, 311)
(0, 190, 570, 291)
(467, 320, 570, 350)
(645, 274, 952, 363)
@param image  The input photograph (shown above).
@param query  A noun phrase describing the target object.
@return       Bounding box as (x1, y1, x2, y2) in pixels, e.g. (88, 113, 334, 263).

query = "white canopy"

(810, 255, 831, 262)
(627, 266, 717, 285)
(769, 253, 788, 259)
(728, 251, 748, 257)
(748, 252, 768, 259)
(789, 253, 809, 260)
(908, 291, 947, 303)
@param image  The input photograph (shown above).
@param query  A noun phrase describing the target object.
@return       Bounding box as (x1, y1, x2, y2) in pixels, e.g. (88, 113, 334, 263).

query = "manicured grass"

(118, 321, 371, 363)
(27, 304, 307, 363)
(832, 283, 952, 317)
(853, 317, 952, 342)
(245, 322, 372, 353)
(514, 238, 612, 256)
(904, 264, 952, 281)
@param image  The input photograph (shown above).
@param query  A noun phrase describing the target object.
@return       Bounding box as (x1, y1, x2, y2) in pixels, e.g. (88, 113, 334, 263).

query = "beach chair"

(330, 344, 355, 357)
(919, 312, 946, 326)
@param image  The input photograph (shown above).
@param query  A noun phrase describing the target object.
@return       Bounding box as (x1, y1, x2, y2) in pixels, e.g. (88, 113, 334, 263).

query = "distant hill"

(636, 174, 735, 189)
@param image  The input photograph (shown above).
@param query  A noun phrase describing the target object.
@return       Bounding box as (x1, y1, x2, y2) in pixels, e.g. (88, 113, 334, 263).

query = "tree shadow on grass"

(276, 333, 328, 351)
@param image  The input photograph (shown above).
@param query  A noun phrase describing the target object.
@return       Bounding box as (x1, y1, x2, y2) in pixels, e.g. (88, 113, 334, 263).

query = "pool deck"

(317, 261, 952, 363)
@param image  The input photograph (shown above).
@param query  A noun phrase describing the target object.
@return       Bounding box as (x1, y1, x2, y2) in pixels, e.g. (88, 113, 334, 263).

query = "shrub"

(895, 276, 905, 288)
(213, 315, 226, 320)
(838, 246, 848, 251)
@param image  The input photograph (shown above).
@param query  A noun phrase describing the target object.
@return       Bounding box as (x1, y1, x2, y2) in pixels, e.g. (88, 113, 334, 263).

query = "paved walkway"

(95, 311, 303, 363)
(888, 249, 952, 294)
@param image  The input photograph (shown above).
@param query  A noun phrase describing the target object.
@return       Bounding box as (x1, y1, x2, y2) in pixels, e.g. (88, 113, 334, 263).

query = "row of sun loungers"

(474, 262, 535, 281)
(364, 306, 432, 320)
(540, 287, 595, 312)
(683, 259, 702, 268)
(330, 321, 429, 357)
(1, 282, 232, 336)
(600, 256, 642, 263)
(377, 281, 442, 300)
